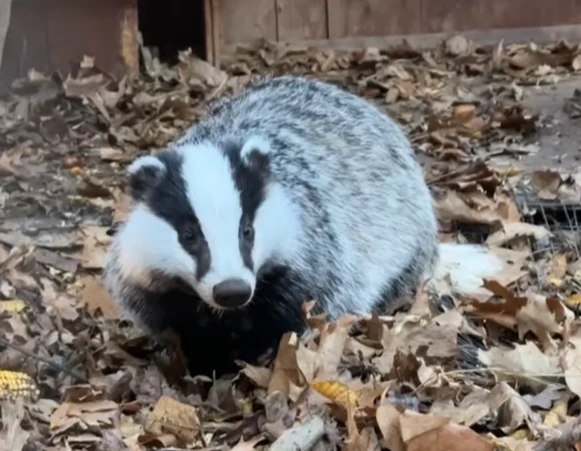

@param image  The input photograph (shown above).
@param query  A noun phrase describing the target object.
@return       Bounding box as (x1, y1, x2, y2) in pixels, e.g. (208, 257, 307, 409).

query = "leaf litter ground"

(2, 36, 581, 450)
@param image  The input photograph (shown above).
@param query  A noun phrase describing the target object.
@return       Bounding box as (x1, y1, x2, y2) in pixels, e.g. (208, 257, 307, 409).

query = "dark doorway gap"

(138, 0, 207, 65)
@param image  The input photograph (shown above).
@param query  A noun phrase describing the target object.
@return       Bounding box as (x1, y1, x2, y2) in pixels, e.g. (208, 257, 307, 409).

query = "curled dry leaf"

(530, 170, 563, 200)
(489, 382, 541, 434)
(268, 332, 309, 400)
(239, 362, 273, 388)
(144, 396, 200, 446)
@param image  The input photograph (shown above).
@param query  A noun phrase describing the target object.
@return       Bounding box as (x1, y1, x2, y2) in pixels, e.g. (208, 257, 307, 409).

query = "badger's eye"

(181, 227, 198, 244)
(242, 224, 254, 241)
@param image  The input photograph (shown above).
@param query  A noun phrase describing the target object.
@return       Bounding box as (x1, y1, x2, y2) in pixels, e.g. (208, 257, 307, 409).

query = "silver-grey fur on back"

(172, 75, 439, 318)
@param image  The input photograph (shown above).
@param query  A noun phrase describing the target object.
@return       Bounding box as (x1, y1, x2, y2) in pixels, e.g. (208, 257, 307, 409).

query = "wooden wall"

(0, 0, 139, 90)
(2, 0, 581, 91)
(219, 0, 581, 46)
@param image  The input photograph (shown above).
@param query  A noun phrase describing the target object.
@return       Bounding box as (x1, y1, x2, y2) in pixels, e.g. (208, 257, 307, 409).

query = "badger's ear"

(126, 155, 166, 201)
(240, 135, 271, 172)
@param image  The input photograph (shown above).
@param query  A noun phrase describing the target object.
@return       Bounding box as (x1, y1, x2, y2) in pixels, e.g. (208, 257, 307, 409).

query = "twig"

(269, 416, 325, 451)
(0, 337, 89, 383)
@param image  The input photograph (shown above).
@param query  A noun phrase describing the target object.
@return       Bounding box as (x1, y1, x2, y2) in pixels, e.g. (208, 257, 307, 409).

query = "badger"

(102, 75, 502, 376)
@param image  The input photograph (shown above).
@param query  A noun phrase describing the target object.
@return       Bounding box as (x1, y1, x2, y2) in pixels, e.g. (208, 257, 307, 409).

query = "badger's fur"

(103, 76, 502, 376)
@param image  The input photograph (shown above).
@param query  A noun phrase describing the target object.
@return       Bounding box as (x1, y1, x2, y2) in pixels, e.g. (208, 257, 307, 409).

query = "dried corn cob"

(0, 299, 27, 314)
(0, 370, 39, 401)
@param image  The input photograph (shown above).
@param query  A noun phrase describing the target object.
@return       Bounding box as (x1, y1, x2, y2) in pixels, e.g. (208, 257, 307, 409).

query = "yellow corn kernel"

(0, 370, 39, 401)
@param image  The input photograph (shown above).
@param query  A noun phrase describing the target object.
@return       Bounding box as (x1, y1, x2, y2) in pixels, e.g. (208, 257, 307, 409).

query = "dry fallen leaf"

(79, 275, 120, 319)
(486, 222, 551, 247)
(547, 254, 568, 287)
(230, 434, 266, 450)
(376, 403, 405, 451)
(564, 335, 581, 399)
(0, 399, 30, 451)
(72, 225, 112, 270)
(377, 405, 495, 451)
(50, 399, 119, 436)
(144, 396, 200, 446)
(407, 421, 494, 451)
(530, 170, 562, 200)
(239, 363, 272, 388)
(488, 382, 541, 434)
(477, 341, 562, 390)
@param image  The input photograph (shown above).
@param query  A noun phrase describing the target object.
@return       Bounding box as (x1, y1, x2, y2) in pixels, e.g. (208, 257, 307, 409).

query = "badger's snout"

(212, 278, 252, 308)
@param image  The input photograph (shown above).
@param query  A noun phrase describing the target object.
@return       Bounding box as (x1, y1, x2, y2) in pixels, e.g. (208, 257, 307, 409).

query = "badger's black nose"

(213, 279, 252, 308)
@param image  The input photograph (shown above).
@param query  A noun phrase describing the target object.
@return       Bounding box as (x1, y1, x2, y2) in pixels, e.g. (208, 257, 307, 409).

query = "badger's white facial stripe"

(252, 183, 302, 269)
(177, 142, 255, 309)
(115, 204, 197, 286)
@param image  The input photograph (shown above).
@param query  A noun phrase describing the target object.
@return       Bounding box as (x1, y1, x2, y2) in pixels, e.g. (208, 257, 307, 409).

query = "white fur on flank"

(176, 142, 255, 308)
(114, 204, 197, 287)
(426, 243, 504, 295)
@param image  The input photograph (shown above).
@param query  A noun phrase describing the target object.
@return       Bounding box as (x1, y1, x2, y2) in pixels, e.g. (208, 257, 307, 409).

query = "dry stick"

(269, 416, 325, 451)
(0, 336, 89, 383)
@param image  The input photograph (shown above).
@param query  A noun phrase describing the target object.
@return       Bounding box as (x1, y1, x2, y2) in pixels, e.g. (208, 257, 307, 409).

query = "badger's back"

(177, 76, 439, 317)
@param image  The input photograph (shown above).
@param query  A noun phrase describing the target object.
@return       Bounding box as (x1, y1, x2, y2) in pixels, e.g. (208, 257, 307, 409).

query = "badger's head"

(111, 135, 298, 311)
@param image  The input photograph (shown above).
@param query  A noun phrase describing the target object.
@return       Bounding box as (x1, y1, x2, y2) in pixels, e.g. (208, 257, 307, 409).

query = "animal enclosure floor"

(492, 75, 581, 172)
(2, 38, 581, 450)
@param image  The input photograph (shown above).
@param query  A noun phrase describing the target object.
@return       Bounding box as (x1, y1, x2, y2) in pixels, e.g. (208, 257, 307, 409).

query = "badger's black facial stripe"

(223, 140, 270, 270)
(146, 151, 211, 280)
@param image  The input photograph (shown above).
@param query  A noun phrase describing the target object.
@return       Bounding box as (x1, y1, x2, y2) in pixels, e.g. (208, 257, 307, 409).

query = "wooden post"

(205, 0, 222, 67)
(0, 0, 13, 76)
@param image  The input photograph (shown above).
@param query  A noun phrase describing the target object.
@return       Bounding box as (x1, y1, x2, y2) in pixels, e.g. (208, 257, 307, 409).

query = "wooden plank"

(327, 0, 422, 39)
(120, 2, 139, 78)
(0, 0, 13, 76)
(222, 24, 581, 56)
(204, 0, 215, 65)
(276, 0, 327, 41)
(204, 0, 222, 67)
(0, 0, 50, 89)
(45, 0, 138, 78)
(219, 0, 277, 44)
(211, 0, 222, 66)
(421, 0, 581, 34)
